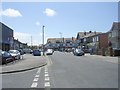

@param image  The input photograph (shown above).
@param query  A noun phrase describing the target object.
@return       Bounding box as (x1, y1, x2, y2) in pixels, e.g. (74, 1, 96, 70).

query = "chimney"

(84, 32, 86, 35)
(94, 31, 96, 34)
(89, 31, 92, 33)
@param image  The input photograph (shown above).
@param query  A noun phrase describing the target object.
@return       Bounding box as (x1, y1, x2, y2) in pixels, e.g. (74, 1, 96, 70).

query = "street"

(2, 51, 118, 88)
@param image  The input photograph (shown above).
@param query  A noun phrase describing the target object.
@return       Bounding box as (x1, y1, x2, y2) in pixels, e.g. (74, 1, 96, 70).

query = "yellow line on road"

(46, 56, 53, 66)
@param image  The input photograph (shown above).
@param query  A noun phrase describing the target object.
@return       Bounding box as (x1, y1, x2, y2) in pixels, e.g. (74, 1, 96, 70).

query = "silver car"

(9, 50, 21, 60)
(46, 49, 54, 55)
(73, 48, 85, 56)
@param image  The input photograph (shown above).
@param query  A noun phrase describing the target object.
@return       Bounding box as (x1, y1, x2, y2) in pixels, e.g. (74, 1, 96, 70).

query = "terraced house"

(108, 22, 120, 49)
(108, 22, 120, 56)
(76, 31, 109, 54)
(46, 37, 76, 50)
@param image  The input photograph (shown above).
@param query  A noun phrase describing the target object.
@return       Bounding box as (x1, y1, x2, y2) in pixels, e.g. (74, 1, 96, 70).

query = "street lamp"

(31, 36, 32, 49)
(59, 32, 62, 38)
(59, 32, 62, 43)
(42, 25, 45, 56)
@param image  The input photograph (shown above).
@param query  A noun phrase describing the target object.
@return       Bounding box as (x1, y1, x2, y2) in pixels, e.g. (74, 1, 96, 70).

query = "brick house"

(76, 31, 109, 54)
(76, 31, 102, 49)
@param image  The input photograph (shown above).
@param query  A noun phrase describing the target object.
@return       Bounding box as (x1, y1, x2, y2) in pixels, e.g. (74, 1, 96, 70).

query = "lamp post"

(31, 36, 32, 49)
(59, 32, 62, 38)
(59, 32, 63, 42)
(42, 25, 45, 56)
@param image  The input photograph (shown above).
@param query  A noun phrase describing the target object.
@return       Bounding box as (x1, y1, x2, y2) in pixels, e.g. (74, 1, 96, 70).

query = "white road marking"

(45, 77, 50, 81)
(37, 68, 41, 74)
(45, 74, 49, 77)
(44, 82, 50, 87)
(31, 82, 38, 88)
(45, 71, 48, 74)
(44, 66, 51, 87)
(31, 68, 42, 88)
(35, 75, 39, 78)
(33, 78, 39, 82)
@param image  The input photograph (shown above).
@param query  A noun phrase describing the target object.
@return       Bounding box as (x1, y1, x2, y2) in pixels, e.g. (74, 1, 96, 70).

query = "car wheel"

(5, 59, 7, 65)
(19, 56, 20, 59)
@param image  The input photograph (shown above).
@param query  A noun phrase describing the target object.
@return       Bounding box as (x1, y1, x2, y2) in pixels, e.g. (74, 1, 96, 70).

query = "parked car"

(0, 50, 2, 64)
(65, 48, 72, 52)
(18, 49, 24, 55)
(73, 48, 85, 56)
(0, 51, 14, 64)
(23, 48, 33, 54)
(9, 50, 21, 60)
(46, 49, 54, 55)
(33, 49, 41, 56)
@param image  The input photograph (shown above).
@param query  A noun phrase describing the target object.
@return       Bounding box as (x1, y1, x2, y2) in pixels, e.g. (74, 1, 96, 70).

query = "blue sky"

(1, 2, 118, 45)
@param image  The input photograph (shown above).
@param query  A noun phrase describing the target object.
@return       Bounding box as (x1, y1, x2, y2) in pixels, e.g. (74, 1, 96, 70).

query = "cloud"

(14, 32, 42, 46)
(14, 32, 31, 44)
(36, 21, 41, 26)
(43, 8, 56, 17)
(0, 8, 22, 17)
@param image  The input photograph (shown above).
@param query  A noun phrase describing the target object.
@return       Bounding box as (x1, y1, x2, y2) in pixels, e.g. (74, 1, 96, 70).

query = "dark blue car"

(0, 51, 14, 64)
(33, 49, 41, 56)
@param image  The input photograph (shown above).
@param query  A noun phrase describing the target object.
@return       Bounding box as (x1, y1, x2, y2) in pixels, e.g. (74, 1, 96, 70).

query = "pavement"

(0, 54, 47, 74)
(85, 53, 119, 64)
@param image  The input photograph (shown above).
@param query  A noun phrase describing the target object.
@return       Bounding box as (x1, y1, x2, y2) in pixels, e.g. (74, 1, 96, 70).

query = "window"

(84, 38, 86, 42)
(109, 33, 112, 38)
(96, 36, 99, 41)
(112, 31, 116, 37)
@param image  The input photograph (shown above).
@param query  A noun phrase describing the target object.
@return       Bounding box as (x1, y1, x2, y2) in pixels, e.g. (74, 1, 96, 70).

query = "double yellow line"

(46, 56, 53, 66)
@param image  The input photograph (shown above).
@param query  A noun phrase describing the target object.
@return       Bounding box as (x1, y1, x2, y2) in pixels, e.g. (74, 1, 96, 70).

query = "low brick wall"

(93, 49, 110, 56)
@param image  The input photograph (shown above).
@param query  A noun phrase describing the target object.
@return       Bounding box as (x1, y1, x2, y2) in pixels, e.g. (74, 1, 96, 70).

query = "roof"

(110, 22, 120, 31)
(76, 31, 102, 39)
(0, 22, 13, 32)
(47, 37, 76, 43)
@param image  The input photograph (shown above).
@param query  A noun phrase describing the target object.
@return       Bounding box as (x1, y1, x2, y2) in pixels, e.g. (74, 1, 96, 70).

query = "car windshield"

(34, 50, 40, 52)
(9, 51, 17, 54)
(2, 52, 10, 56)
(76, 49, 82, 52)
(47, 49, 52, 52)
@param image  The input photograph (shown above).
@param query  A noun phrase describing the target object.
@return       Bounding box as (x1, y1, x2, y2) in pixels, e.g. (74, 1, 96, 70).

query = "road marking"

(45, 71, 48, 74)
(33, 78, 39, 82)
(44, 66, 51, 88)
(35, 75, 39, 78)
(47, 56, 53, 66)
(45, 82, 50, 87)
(45, 77, 50, 81)
(45, 74, 49, 77)
(37, 68, 41, 74)
(31, 68, 41, 88)
(49, 58, 53, 65)
(31, 82, 38, 88)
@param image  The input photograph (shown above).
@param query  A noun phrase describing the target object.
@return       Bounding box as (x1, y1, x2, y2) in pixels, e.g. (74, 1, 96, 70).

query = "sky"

(0, 2, 118, 46)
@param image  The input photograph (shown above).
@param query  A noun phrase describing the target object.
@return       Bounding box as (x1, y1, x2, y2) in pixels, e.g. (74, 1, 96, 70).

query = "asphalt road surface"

(2, 51, 118, 88)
